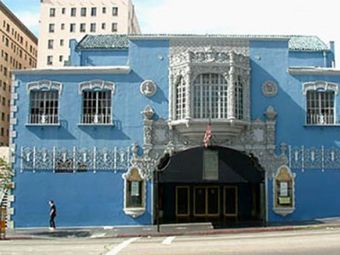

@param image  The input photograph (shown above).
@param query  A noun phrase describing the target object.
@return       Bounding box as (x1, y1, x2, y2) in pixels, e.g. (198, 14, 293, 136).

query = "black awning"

(159, 146, 265, 184)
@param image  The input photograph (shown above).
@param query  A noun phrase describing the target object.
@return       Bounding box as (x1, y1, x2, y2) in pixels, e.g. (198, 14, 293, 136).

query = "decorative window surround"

(26, 80, 63, 95)
(79, 80, 115, 95)
(273, 165, 295, 216)
(303, 81, 338, 125)
(169, 47, 250, 141)
(79, 80, 115, 125)
(303, 81, 338, 96)
(122, 167, 146, 218)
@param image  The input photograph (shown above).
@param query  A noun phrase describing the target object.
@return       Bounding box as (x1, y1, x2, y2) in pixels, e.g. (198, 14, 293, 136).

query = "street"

(1, 228, 340, 255)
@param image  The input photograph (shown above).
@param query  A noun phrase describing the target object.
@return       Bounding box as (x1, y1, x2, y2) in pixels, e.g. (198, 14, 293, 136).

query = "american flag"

(203, 122, 212, 148)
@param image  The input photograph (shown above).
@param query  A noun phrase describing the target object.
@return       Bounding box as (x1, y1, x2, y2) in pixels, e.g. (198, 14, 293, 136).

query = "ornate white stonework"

(79, 80, 115, 94)
(262, 81, 278, 97)
(26, 80, 63, 94)
(303, 81, 338, 95)
(140, 80, 157, 97)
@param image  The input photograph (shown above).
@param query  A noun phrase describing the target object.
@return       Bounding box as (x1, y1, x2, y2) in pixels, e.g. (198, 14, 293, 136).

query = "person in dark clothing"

(49, 200, 57, 230)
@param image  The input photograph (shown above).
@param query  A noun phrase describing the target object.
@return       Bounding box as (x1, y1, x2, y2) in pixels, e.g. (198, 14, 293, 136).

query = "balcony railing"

(306, 113, 335, 125)
(28, 114, 59, 125)
(81, 114, 112, 125)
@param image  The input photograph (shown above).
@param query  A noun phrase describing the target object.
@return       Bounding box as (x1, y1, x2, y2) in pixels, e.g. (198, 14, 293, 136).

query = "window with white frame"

(175, 76, 186, 120)
(193, 73, 228, 119)
(29, 91, 59, 124)
(304, 81, 338, 125)
(82, 91, 112, 124)
(306, 90, 335, 125)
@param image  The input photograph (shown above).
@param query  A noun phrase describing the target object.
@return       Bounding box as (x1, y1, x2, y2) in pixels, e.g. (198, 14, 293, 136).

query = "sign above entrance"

(203, 150, 219, 180)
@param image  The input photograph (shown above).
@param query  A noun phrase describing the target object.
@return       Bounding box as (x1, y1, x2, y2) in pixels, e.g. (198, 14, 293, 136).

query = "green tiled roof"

(289, 36, 329, 51)
(77, 35, 129, 49)
(76, 34, 329, 52)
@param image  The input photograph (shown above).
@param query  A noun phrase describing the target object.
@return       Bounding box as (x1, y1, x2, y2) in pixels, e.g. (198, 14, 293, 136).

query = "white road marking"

(162, 236, 176, 245)
(106, 237, 140, 255)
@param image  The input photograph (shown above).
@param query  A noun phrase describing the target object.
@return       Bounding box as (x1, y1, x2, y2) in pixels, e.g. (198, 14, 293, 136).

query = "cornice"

(13, 66, 131, 75)
(289, 67, 340, 76)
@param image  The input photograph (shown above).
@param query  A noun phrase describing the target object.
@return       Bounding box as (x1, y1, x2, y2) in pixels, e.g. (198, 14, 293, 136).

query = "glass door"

(224, 186, 238, 217)
(194, 186, 220, 216)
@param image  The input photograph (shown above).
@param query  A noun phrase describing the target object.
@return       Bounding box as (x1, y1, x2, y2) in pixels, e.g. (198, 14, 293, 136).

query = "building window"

(91, 7, 97, 16)
(306, 90, 335, 125)
(71, 7, 76, 16)
(80, 23, 86, 32)
(49, 8, 56, 17)
(102, 7, 106, 14)
(62, 8, 65, 14)
(112, 23, 117, 32)
(60, 39, 64, 46)
(193, 73, 228, 119)
(175, 76, 186, 120)
(49, 24, 55, 33)
(82, 91, 112, 124)
(59, 55, 63, 62)
(101, 23, 106, 30)
(90, 23, 96, 32)
(112, 7, 118, 16)
(81, 7, 86, 16)
(304, 81, 338, 125)
(29, 91, 59, 125)
(48, 39, 54, 49)
(47, 56, 53, 65)
(70, 23, 76, 32)
(61, 23, 65, 30)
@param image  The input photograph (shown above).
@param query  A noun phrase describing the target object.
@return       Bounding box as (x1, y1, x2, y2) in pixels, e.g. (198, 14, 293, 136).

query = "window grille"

(193, 73, 228, 119)
(306, 90, 335, 125)
(29, 91, 59, 124)
(82, 91, 112, 124)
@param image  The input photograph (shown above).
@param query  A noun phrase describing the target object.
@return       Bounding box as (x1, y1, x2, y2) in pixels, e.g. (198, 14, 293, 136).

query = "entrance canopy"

(159, 146, 264, 184)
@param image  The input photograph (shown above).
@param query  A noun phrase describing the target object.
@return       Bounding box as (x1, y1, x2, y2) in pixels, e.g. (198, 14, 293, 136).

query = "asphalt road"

(1, 228, 340, 255)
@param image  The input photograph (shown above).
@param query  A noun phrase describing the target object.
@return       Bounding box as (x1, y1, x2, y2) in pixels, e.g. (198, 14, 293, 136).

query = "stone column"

(184, 67, 191, 120)
(228, 51, 236, 120)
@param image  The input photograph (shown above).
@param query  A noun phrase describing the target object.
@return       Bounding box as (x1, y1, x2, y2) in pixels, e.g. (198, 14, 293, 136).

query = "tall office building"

(37, 0, 141, 68)
(0, 1, 38, 146)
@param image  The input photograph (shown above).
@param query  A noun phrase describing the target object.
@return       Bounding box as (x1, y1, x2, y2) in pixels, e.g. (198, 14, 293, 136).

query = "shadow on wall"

(78, 119, 130, 140)
(26, 120, 76, 140)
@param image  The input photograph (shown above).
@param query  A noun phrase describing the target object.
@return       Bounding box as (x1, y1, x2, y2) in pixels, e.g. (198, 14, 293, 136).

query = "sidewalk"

(4, 217, 340, 240)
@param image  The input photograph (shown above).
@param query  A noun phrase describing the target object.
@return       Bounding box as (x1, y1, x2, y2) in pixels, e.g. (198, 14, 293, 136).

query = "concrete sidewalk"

(4, 218, 340, 240)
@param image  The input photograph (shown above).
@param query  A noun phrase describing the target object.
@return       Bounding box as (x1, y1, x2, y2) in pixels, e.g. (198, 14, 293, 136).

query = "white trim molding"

(26, 80, 63, 95)
(303, 81, 339, 95)
(122, 166, 147, 218)
(79, 80, 115, 95)
(272, 165, 296, 216)
(14, 66, 131, 75)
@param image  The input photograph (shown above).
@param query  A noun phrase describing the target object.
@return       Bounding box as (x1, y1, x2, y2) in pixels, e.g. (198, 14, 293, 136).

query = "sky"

(3, 0, 340, 65)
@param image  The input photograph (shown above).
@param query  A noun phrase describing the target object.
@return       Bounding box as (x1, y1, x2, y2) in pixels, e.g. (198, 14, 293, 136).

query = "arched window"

(175, 76, 186, 120)
(234, 75, 244, 120)
(193, 73, 228, 119)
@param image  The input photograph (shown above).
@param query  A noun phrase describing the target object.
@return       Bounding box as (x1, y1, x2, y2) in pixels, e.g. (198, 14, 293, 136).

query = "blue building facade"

(10, 34, 340, 228)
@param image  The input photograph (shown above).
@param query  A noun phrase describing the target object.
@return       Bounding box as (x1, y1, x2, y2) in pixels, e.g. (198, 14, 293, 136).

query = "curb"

(3, 223, 340, 240)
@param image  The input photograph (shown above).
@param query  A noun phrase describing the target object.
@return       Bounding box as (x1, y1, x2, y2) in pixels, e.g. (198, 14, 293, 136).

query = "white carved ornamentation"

(303, 81, 339, 95)
(27, 80, 63, 94)
(79, 80, 115, 94)
(262, 81, 278, 97)
(140, 80, 157, 97)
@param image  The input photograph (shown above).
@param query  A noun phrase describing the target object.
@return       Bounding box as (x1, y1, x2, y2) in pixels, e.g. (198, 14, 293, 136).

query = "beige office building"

(38, 0, 141, 68)
(0, 1, 38, 146)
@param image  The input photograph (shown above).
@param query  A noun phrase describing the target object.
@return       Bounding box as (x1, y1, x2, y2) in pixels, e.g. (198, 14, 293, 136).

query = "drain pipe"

(330, 41, 335, 67)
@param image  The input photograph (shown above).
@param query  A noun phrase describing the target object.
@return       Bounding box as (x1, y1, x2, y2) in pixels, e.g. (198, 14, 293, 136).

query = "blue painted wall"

(13, 39, 170, 227)
(80, 49, 129, 66)
(289, 51, 333, 67)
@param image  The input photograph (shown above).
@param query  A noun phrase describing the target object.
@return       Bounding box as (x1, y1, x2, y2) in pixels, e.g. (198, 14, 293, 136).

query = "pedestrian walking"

(49, 200, 57, 230)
